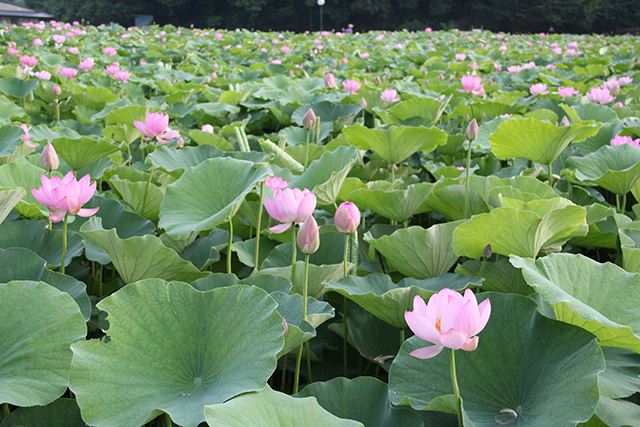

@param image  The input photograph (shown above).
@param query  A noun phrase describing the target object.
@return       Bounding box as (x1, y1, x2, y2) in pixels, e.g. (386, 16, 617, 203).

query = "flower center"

(435, 317, 441, 332)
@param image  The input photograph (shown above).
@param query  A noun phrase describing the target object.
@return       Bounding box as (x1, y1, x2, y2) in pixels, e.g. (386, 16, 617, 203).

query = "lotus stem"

(280, 354, 288, 392)
(227, 218, 233, 274)
(54, 99, 60, 122)
(140, 168, 154, 216)
(291, 226, 297, 286)
(548, 161, 554, 188)
(60, 212, 68, 275)
(303, 253, 312, 383)
(622, 194, 627, 213)
(2, 403, 9, 419)
(254, 181, 265, 272)
(343, 233, 349, 377)
(165, 413, 172, 427)
(464, 138, 473, 219)
(314, 117, 321, 145)
(293, 343, 303, 394)
(304, 128, 311, 171)
(451, 348, 464, 427)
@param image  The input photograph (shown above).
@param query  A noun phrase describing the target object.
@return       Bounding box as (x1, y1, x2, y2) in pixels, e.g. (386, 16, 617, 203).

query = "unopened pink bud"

(335, 202, 360, 234)
(52, 85, 61, 95)
(40, 142, 59, 171)
(302, 108, 316, 129)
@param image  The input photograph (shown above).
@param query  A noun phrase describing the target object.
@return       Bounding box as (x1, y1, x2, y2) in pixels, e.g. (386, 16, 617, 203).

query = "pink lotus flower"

(113, 69, 131, 82)
(264, 187, 316, 233)
(19, 55, 38, 68)
(105, 62, 120, 75)
(343, 79, 361, 94)
(52, 34, 66, 44)
(297, 215, 320, 254)
(52, 85, 61, 95)
(7, 47, 19, 56)
(586, 87, 614, 104)
(619, 76, 633, 86)
(78, 58, 94, 72)
(455, 53, 466, 61)
(20, 124, 36, 148)
(611, 135, 640, 147)
(32, 171, 99, 223)
(302, 108, 316, 129)
(134, 112, 179, 144)
(201, 124, 214, 134)
(280, 46, 290, 54)
(458, 75, 485, 96)
(59, 67, 78, 79)
(33, 38, 43, 46)
(557, 86, 579, 97)
(33, 70, 51, 80)
(102, 46, 117, 56)
(68, 47, 79, 54)
(334, 202, 360, 234)
(40, 142, 59, 171)
(265, 176, 288, 192)
(529, 83, 549, 96)
(507, 65, 521, 74)
(405, 289, 491, 359)
(324, 72, 337, 88)
(381, 88, 400, 102)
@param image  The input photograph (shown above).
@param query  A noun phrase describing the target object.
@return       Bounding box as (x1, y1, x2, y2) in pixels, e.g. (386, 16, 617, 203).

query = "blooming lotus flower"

(201, 124, 214, 134)
(458, 75, 485, 96)
(507, 65, 521, 74)
(102, 46, 117, 56)
(529, 83, 549, 96)
(40, 142, 59, 171)
(619, 76, 633, 86)
(59, 67, 77, 79)
(455, 53, 467, 61)
(297, 215, 320, 254)
(265, 176, 288, 192)
(105, 62, 120, 75)
(381, 88, 400, 102)
(33, 70, 51, 80)
(78, 58, 95, 72)
(334, 202, 360, 234)
(264, 187, 316, 233)
(134, 112, 179, 144)
(31, 171, 99, 222)
(19, 55, 37, 68)
(33, 38, 43, 46)
(611, 135, 640, 147)
(52, 34, 66, 44)
(20, 124, 36, 148)
(586, 87, 614, 104)
(113, 69, 131, 82)
(405, 289, 491, 359)
(557, 86, 579, 97)
(68, 47, 79, 54)
(342, 79, 361, 94)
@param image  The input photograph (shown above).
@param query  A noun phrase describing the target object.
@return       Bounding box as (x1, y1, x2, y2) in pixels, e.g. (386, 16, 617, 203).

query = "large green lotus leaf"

(0, 220, 83, 267)
(388, 293, 603, 425)
(455, 258, 533, 295)
(0, 125, 24, 157)
(289, 145, 359, 206)
(489, 118, 600, 164)
(0, 248, 90, 320)
(105, 105, 149, 126)
(566, 144, 640, 195)
(620, 225, 640, 273)
(511, 254, 640, 352)
(51, 137, 119, 171)
(109, 176, 163, 221)
(599, 347, 640, 399)
(347, 182, 436, 223)
(28, 125, 81, 143)
(591, 396, 640, 427)
(297, 377, 423, 427)
(292, 102, 362, 131)
(0, 98, 25, 124)
(72, 86, 118, 110)
(148, 145, 266, 175)
(0, 78, 37, 98)
(422, 179, 489, 221)
(385, 97, 445, 126)
(70, 281, 285, 427)
(452, 205, 586, 258)
(343, 124, 447, 165)
(325, 273, 480, 328)
(80, 217, 209, 283)
(0, 398, 86, 426)
(0, 188, 25, 224)
(232, 237, 278, 269)
(159, 157, 269, 240)
(260, 261, 347, 298)
(189, 129, 234, 151)
(0, 281, 86, 407)
(204, 386, 362, 427)
(0, 162, 48, 217)
(365, 222, 461, 279)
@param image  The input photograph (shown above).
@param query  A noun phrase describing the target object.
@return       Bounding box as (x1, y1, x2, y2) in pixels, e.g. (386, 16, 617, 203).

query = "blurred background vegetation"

(23, 0, 640, 34)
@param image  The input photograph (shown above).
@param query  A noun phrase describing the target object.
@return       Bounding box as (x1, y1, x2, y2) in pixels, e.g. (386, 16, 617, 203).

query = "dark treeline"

(24, 0, 640, 34)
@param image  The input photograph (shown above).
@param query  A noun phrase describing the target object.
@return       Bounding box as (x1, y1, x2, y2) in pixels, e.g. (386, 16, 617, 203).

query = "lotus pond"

(0, 21, 639, 427)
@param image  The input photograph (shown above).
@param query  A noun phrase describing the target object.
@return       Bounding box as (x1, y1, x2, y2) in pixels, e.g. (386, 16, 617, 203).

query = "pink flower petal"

(405, 310, 441, 345)
(410, 345, 444, 359)
(268, 222, 292, 234)
(461, 336, 479, 351)
(439, 329, 468, 350)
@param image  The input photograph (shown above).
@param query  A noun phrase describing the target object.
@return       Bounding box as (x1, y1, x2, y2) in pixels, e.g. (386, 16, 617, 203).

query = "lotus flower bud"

(201, 124, 214, 134)
(465, 119, 479, 141)
(302, 108, 316, 130)
(374, 75, 381, 85)
(334, 202, 360, 234)
(177, 136, 184, 148)
(52, 85, 61, 95)
(360, 97, 367, 108)
(297, 215, 320, 254)
(560, 116, 570, 127)
(482, 244, 492, 258)
(40, 142, 59, 171)
(324, 72, 337, 88)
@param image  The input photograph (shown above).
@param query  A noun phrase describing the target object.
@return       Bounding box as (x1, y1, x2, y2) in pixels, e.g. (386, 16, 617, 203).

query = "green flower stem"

(451, 348, 464, 427)
(280, 354, 288, 392)
(314, 117, 321, 145)
(227, 218, 234, 274)
(293, 342, 303, 394)
(399, 328, 405, 345)
(60, 212, 69, 275)
(304, 128, 311, 171)
(622, 194, 627, 213)
(254, 181, 265, 272)
(140, 168, 154, 216)
(165, 413, 172, 427)
(464, 137, 473, 219)
(343, 233, 349, 378)
(548, 161, 554, 188)
(291, 226, 297, 285)
(54, 99, 60, 122)
(305, 340, 313, 383)
(293, 252, 311, 394)
(2, 403, 9, 419)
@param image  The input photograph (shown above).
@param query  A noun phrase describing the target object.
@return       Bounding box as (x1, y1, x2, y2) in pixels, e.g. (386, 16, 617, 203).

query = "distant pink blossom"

(59, 67, 78, 79)
(613, 101, 624, 108)
(134, 112, 179, 144)
(52, 85, 61, 95)
(102, 46, 117, 56)
(381, 88, 400, 102)
(52, 34, 65, 44)
(324, 72, 337, 88)
(280, 46, 290, 54)
(611, 135, 640, 147)
(33, 70, 51, 80)
(342, 79, 361, 94)
(455, 53, 467, 61)
(619, 76, 633, 86)
(507, 65, 521, 74)
(33, 38, 43, 46)
(557, 86, 579, 97)
(529, 83, 549, 96)
(458, 75, 485, 96)
(68, 47, 79, 54)
(586, 87, 614, 104)
(105, 62, 120, 75)
(201, 124, 214, 134)
(113, 69, 131, 82)
(7, 47, 19, 56)
(19, 55, 38, 68)
(20, 124, 36, 148)
(265, 176, 289, 191)
(79, 58, 95, 72)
